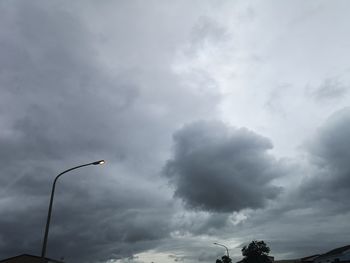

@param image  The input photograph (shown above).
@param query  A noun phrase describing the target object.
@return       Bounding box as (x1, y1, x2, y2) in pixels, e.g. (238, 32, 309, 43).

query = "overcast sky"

(1, 1, 350, 263)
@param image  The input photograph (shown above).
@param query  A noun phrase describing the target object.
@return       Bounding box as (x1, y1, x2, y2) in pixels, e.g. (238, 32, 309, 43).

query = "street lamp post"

(214, 242, 230, 258)
(41, 160, 105, 258)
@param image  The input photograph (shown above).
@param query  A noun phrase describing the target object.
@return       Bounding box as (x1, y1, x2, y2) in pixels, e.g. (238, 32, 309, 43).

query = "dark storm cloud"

(300, 107, 350, 207)
(0, 176, 174, 262)
(0, 1, 222, 262)
(224, 108, 350, 260)
(0, 2, 138, 165)
(171, 210, 233, 237)
(164, 121, 283, 213)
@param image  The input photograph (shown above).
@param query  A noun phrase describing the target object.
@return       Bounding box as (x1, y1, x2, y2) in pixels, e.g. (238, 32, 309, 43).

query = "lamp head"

(93, 160, 105, 165)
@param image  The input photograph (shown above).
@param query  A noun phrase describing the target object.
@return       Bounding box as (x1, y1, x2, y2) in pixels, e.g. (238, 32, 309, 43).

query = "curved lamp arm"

(41, 160, 105, 258)
(214, 242, 230, 258)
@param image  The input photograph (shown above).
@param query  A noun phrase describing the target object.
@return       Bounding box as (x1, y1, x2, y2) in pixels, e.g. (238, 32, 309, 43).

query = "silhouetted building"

(301, 255, 321, 263)
(0, 254, 63, 263)
(314, 245, 350, 263)
(292, 245, 350, 263)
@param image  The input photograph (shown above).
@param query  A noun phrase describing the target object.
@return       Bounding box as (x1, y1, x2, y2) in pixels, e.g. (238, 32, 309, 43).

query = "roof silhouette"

(322, 245, 350, 256)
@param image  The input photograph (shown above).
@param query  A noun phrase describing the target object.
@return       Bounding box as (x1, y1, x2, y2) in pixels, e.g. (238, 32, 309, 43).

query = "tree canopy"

(241, 240, 271, 263)
(216, 255, 232, 263)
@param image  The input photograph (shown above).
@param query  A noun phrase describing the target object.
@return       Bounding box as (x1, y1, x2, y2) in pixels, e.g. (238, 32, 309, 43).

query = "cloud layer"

(300, 108, 350, 208)
(164, 121, 282, 212)
(1, 1, 350, 263)
(0, 1, 218, 262)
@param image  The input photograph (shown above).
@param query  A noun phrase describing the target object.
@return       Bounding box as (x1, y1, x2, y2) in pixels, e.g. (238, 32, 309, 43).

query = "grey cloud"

(191, 213, 229, 235)
(164, 121, 283, 213)
(190, 17, 229, 46)
(181, 16, 230, 68)
(264, 83, 292, 116)
(228, 204, 350, 260)
(0, 1, 223, 263)
(171, 210, 232, 236)
(0, 166, 174, 262)
(300, 107, 350, 207)
(310, 78, 348, 102)
(7, 1, 350, 262)
(0, 2, 139, 165)
(226, 108, 350, 260)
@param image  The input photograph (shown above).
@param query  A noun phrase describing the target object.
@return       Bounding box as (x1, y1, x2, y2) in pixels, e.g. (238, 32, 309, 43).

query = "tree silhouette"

(216, 255, 232, 263)
(241, 240, 271, 263)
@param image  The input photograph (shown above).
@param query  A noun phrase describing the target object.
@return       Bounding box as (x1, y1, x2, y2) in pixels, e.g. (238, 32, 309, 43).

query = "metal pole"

(214, 242, 230, 258)
(41, 160, 104, 258)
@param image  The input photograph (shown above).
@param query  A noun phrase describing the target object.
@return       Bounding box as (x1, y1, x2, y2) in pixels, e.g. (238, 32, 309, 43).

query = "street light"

(41, 160, 105, 258)
(214, 242, 230, 258)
